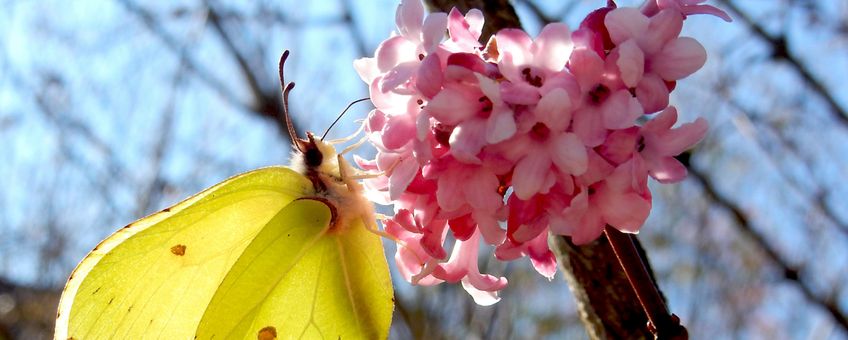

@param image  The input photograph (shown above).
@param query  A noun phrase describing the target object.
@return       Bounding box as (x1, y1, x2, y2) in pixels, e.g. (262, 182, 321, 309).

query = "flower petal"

(635, 73, 670, 114)
(568, 48, 605, 90)
(376, 35, 417, 72)
(643, 8, 684, 54)
(389, 156, 419, 200)
(381, 113, 416, 150)
(602, 90, 642, 129)
(461, 278, 502, 306)
(500, 81, 541, 105)
(496, 29, 533, 66)
(527, 232, 557, 279)
(421, 12, 448, 52)
(550, 132, 588, 175)
(396, 0, 424, 39)
(512, 152, 552, 200)
(614, 40, 645, 88)
(353, 57, 379, 84)
(653, 37, 707, 80)
(572, 107, 607, 147)
(485, 109, 517, 144)
(380, 61, 418, 93)
(605, 8, 649, 45)
(647, 156, 688, 183)
(428, 83, 480, 125)
(416, 54, 443, 98)
(436, 167, 467, 211)
(533, 23, 573, 72)
(449, 119, 487, 163)
(421, 220, 449, 259)
(651, 117, 708, 156)
(535, 88, 572, 131)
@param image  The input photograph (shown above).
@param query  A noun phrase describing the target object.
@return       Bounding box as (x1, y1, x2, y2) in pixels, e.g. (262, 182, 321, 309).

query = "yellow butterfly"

(54, 51, 394, 340)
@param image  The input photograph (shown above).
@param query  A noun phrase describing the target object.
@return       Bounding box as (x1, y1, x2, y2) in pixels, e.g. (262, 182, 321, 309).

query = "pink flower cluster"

(354, 0, 728, 304)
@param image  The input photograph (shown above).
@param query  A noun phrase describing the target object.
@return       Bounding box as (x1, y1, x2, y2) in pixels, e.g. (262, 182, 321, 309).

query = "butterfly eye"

(304, 146, 323, 168)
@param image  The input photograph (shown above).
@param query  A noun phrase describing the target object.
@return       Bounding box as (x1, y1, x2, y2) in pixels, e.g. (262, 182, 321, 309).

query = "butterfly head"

(290, 132, 343, 181)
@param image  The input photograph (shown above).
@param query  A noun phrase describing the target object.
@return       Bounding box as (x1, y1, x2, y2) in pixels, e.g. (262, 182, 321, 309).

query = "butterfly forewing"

(55, 167, 312, 340)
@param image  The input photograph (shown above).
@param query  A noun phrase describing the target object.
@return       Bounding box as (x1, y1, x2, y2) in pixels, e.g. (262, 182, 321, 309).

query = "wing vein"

(335, 237, 364, 335)
(217, 224, 330, 339)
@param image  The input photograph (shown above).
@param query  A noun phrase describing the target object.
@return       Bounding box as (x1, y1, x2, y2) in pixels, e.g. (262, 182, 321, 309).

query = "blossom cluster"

(354, 0, 729, 304)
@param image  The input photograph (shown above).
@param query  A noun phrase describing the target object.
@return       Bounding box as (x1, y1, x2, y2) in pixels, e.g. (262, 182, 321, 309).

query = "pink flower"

(641, 0, 732, 22)
(597, 106, 707, 183)
(426, 70, 517, 163)
(504, 121, 587, 200)
(639, 106, 708, 182)
(384, 218, 443, 285)
(556, 159, 652, 244)
(445, 8, 485, 51)
(494, 23, 574, 103)
(434, 230, 508, 305)
(430, 159, 506, 244)
(355, 0, 724, 304)
(604, 7, 707, 113)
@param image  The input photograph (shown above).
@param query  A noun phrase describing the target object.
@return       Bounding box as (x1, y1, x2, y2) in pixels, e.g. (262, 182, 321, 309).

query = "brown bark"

(550, 235, 657, 339)
(424, 1, 669, 338)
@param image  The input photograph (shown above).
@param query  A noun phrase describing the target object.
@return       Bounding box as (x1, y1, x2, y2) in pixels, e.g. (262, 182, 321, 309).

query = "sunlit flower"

(357, 0, 724, 304)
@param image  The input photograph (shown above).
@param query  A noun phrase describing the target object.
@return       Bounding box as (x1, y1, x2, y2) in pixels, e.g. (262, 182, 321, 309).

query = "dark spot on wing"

(257, 326, 277, 340)
(170, 244, 187, 256)
(108, 297, 114, 305)
(149, 319, 154, 326)
(128, 305, 133, 312)
(162, 207, 171, 212)
(92, 287, 101, 295)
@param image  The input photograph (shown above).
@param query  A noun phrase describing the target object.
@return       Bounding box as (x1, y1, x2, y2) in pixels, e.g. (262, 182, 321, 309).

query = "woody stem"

(604, 225, 687, 339)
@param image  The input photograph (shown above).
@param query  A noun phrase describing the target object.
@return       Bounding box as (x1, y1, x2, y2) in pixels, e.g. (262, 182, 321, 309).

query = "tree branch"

(715, 0, 848, 127)
(683, 153, 848, 331)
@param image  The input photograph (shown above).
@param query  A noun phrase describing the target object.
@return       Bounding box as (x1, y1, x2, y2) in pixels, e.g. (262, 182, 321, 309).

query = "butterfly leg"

(340, 154, 401, 181)
(365, 214, 435, 279)
(325, 119, 366, 144)
(338, 135, 369, 156)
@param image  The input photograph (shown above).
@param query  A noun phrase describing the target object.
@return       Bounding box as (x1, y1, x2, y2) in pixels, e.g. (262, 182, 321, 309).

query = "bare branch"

(685, 156, 848, 331)
(716, 0, 848, 127)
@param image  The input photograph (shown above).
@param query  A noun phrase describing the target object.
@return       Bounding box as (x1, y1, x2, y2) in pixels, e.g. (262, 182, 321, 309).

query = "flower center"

(478, 96, 494, 118)
(588, 84, 610, 104)
(521, 67, 544, 87)
(530, 122, 550, 141)
(636, 136, 646, 152)
(433, 123, 454, 147)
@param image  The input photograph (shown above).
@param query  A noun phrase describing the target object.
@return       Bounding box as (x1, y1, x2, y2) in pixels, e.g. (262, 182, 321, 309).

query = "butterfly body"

(292, 132, 376, 235)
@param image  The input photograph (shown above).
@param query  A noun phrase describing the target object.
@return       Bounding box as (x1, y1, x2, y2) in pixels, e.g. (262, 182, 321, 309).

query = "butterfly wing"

(195, 199, 393, 339)
(55, 166, 312, 339)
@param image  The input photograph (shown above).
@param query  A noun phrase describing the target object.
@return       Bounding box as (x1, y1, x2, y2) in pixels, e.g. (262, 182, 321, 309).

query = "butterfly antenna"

(320, 97, 371, 141)
(279, 50, 304, 153)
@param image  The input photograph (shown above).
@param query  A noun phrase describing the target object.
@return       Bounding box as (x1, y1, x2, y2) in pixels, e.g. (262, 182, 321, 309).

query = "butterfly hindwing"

(195, 198, 393, 339)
